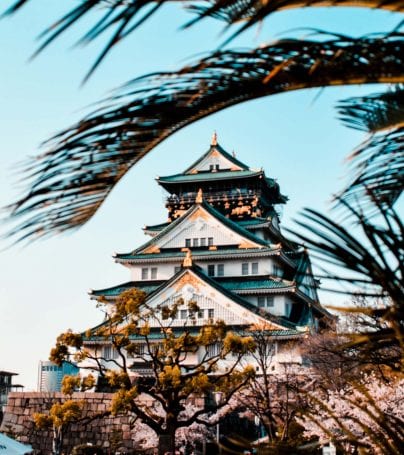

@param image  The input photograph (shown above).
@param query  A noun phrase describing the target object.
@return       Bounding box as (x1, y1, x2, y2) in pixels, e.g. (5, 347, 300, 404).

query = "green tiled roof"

(157, 169, 262, 184)
(143, 222, 169, 232)
(84, 325, 302, 342)
(115, 246, 279, 261)
(217, 278, 292, 292)
(91, 281, 163, 297)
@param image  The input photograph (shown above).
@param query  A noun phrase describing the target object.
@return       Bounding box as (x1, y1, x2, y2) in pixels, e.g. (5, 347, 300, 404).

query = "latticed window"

(200, 237, 206, 246)
(208, 264, 215, 276)
(180, 309, 188, 319)
(103, 345, 112, 359)
(141, 268, 148, 280)
(217, 264, 224, 276)
(185, 238, 191, 247)
(193, 238, 199, 247)
(273, 264, 281, 277)
(252, 262, 259, 274)
(206, 343, 221, 357)
(198, 309, 204, 318)
(208, 308, 214, 319)
(151, 267, 158, 279)
(208, 237, 214, 246)
(242, 263, 249, 275)
(258, 296, 275, 308)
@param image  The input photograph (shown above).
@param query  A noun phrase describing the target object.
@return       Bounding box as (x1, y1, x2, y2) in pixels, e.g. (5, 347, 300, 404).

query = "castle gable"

(145, 268, 288, 330)
(137, 203, 266, 254)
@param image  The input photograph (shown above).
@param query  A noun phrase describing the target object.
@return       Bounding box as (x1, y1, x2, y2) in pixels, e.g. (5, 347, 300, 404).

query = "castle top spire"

(211, 131, 218, 146)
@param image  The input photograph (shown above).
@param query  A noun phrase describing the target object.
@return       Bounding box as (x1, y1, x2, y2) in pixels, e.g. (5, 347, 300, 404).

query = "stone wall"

(0, 392, 151, 454)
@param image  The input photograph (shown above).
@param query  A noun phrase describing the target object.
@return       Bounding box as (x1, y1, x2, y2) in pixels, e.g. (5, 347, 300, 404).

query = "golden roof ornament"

(211, 131, 217, 146)
(183, 249, 193, 267)
(196, 188, 203, 204)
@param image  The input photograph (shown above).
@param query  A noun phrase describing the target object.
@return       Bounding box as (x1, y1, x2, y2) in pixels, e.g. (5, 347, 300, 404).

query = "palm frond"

(4, 33, 404, 243)
(336, 86, 404, 210)
(186, 0, 403, 41)
(337, 85, 404, 133)
(290, 204, 403, 352)
(4, 0, 403, 77)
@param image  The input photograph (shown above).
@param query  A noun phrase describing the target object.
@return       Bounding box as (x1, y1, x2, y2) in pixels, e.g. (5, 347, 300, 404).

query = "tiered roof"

(90, 135, 334, 335)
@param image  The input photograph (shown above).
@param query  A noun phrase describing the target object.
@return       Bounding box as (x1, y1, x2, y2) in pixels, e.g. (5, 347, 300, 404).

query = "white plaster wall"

(129, 257, 281, 281)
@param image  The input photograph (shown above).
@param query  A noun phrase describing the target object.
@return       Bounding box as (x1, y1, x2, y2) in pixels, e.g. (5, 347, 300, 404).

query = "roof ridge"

(182, 142, 249, 174)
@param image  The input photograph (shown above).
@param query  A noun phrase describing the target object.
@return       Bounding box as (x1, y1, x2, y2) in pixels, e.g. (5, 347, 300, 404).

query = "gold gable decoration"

(196, 188, 203, 204)
(183, 249, 193, 267)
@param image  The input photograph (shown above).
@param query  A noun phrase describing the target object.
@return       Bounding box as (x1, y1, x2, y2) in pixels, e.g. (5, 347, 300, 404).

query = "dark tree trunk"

(158, 433, 176, 455)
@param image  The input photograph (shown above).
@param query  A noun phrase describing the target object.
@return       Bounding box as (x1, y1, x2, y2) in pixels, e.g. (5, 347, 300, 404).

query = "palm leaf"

(337, 85, 404, 133)
(4, 0, 403, 78)
(336, 86, 404, 210)
(4, 33, 404, 243)
(290, 204, 403, 355)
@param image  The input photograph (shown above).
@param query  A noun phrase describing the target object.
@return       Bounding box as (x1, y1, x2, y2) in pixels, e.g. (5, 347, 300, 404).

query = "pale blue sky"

(0, 1, 401, 389)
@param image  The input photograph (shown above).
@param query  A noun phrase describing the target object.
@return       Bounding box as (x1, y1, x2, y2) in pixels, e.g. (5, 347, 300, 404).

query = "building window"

(207, 264, 215, 277)
(208, 237, 214, 246)
(185, 238, 191, 248)
(285, 302, 291, 315)
(180, 309, 188, 319)
(242, 263, 249, 275)
(151, 267, 158, 279)
(251, 262, 259, 274)
(208, 309, 214, 319)
(103, 346, 112, 359)
(200, 237, 206, 247)
(217, 264, 224, 276)
(198, 309, 204, 318)
(141, 268, 148, 280)
(193, 238, 199, 247)
(257, 296, 275, 308)
(207, 343, 221, 356)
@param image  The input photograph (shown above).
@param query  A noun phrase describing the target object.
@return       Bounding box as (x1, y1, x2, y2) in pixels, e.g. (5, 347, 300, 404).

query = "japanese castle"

(85, 134, 333, 374)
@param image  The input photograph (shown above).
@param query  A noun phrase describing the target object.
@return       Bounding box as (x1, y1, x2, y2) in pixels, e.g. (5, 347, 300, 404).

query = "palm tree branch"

(335, 86, 404, 210)
(4, 33, 404, 243)
(3, 0, 403, 75)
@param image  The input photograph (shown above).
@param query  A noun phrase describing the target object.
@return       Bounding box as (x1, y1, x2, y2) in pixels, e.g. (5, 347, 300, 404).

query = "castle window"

(180, 309, 188, 319)
(273, 264, 281, 277)
(258, 296, 274, 308)
(193, 238, 199, 247)
(185, 238, 191, 247)
(207, 343, 220, 356)
(207, 265, 215, 277)
(151, 267, 158, 279)
(242, 263, 249, 275)
(208, 309, 214, 319)
(208, 237, 214, 246)
(141, 268, 148, 280)
(198, 309, 204, 318)
(285, 302, 291, 316)
(200, 238, 206, 247)
(103, 346, 112, 359)
(251, 262, 259, 274)
(217, 264, 224, 276)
